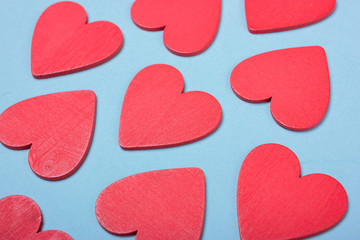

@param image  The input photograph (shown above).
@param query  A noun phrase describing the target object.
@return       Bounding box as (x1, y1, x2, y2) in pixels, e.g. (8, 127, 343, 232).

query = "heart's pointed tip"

(82, 89, 96, 100)
(118, 141, 135, 150)
(246, 25, 272, 34)
(118, 132, 135, 150)
(30, 65, 47, 79)
(30, 68, 67, 79)
(32, 74, 43, 79)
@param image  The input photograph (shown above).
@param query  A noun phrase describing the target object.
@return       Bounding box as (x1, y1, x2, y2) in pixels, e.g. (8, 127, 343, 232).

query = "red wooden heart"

(119, 64, 222, 150)
(0, 195, 72, 240)
(131, 0, 221, 56)
(95, 168, 205, 240)
(245, 0, 336, 33)
(31, 1, 123, 78)
(0, 91, 96, 180)
(237, 144, 348, 240)
(230, 46, 330, 131)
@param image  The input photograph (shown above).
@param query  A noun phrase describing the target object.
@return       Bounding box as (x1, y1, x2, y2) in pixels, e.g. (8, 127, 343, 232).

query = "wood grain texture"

(119, 64, 222, 150)
(237, 144, 348, 240)
(95, 168, 205, 240)
(0, 90, 96, 180)
(245, 0, 336, 33)
(131, 0, 221, 56)
(230, 46, 330, 131)
(31, 1, 123, 78)
(0, 195, 73, 240)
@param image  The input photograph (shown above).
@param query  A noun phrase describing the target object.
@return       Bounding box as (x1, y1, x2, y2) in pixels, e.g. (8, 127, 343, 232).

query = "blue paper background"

(1, 1, 359, 239)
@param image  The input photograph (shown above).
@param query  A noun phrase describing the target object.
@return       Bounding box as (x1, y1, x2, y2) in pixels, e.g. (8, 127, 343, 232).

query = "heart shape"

(131, 0, 221, 56)
(31, 1, 123, 78)
(0, 90, 96, 180)
(0, 195, 72, 240)
(95, 168, 205, 239)
(119, 64, 222, 149)
(230, 46, 330, 131)
(245, 0, 336, 33)
(237, 144, 348, 240)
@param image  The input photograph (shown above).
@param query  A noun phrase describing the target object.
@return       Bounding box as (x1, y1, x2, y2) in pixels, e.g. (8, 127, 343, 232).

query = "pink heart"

(131, 0, 221, 56)
(245, 0, 336, 33)
(0, 91, 96, 180)
(31, 1, 123, 78)
(95, 168, 205, 239)
(231, 46, 330, 131)
(119, 64, 222, 149)
(237, 144, 348, 240)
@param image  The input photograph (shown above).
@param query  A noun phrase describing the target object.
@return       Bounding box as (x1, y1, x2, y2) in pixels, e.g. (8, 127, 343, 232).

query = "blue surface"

(1, 1, 360, 239)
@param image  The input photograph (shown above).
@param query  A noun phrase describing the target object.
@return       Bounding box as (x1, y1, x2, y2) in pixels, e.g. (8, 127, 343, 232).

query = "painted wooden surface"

(31, 1, 123, 78)
(237, 144, 348, 240)
(230, 46, 330, 131)
(245, 0, 336, 33)
(0, 195, 72, 240)
(131, 0, 221, 56)
(1, 0, 359, 239)
(0, 91, 96, 180)
(119, 64, 222, 150)
(95, 168, 205, 240)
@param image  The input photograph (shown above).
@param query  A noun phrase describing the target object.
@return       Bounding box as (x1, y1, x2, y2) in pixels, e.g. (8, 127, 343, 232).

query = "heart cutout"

(230, 46, 330, 131)
(0, 195, 72, 240)
(245, 0, 336, 33)
(31, 1, 123, 78)
(95, 168, 205, 239)
(237, 143, 348, 240)
(131, 0, 221, 56)
(0, 90, 96, 180)
(119, 64, 222, 149)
